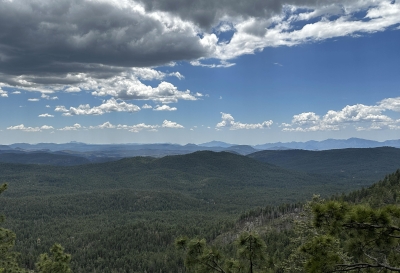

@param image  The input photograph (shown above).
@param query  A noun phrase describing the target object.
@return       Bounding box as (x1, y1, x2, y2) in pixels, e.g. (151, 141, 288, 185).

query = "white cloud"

(378, 97, 400, 112)
(162, 120, 184, 128)
(153, 105, 177, 111)
(131, 68, 185, 81)
(0, 0, 398, 97)
(214, 2, 400, 60)
(216, 112, 273, 130)
(55, 98, 140, 116)
(28, 98, 39, 102)
(283, 97, 400, 132)
(41, 94, 58, 100)
(190, 60, 235, 68)
(88, 120, 185, 132)
(38, 113, 54, 118)
(54, 105, 68, 113)
(89, 121, 160, 132)
(12, 91, 21, 94)
(89, 122, 116, 129)
(124, 123, 159, 133)
(168, 72, 185, 80)
(40, 125, 54, 130)
(0, 88, 7, 97)
(0, 69, 195, 105)
(292, 112, 320, 126)
(58, 124, 82, 131)
(7, 124, 53, 132)
(216, 22, 235, 33)
(142, 104, 153, 109)
(64, 86, 81, 93)
(91, 78, 202, 103)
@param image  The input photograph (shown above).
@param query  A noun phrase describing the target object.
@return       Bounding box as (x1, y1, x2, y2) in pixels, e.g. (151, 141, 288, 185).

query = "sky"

(0, 0, 399, 145)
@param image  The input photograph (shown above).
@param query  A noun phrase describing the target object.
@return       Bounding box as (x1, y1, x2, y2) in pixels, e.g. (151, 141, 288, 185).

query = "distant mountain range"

(0, 138, 399, 165)
(253, 138, 400, 150)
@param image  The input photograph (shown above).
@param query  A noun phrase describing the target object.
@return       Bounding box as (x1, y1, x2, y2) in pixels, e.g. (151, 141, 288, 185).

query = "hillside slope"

(248, 147, 400, 184)
(0, 151, 380, 273)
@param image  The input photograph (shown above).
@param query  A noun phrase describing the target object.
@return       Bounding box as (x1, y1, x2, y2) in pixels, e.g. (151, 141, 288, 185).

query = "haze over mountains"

(0, 137, 399, 166)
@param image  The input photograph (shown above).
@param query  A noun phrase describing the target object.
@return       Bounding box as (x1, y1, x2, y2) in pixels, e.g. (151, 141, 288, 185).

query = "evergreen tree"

(0, 184, 26, 273)
(176, 232, 267, 273)
(35, 244, 72, 273)
(288, 195, 400, 272)
(235, 232, 266, 273)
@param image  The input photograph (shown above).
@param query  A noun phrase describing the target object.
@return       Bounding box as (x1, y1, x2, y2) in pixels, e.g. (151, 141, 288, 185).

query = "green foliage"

(176, 232, 267, 273)
(236, 232, 267, 273)
(0, 183, 26, 273)
(285, 182, 400, 273)
(300, 235, 345, 273)
(36, 244, 71, 273)
(308, 201, 400, 272)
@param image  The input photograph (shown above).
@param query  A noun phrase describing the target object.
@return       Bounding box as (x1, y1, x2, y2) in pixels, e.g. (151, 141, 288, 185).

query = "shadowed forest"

(1, 147, 400, 272)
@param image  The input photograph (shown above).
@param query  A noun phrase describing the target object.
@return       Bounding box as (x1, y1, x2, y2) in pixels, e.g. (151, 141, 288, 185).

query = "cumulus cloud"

(142, 104, 153, 109)
(41, 94, 58, 100)
(378, 97, 400, 112)
(137, 0, 360, 29)
(91, 78, 201, 103)
(38, 113, 54, 118)
(28, 98, 40, 102)
(124, 123, 160, 133)
(7, 124, 54, 132)
(88, 121, 184, 132)
(0, 89, 7, 97)
(58, 124, 82, 131)
(55, 98, 140, 116)
(40, 125, 55, 130)
(64, 86, 81, 93)
(162, 120, 184, 128)
(0, 0, 398, 105)
(0, 0, 210, 78)
(214, 1, 400, 60)
(89, 122, 116, 130)
(153, 105, 177, 111)
(216, 112, 273, 130)
(283, 97, 400, 132)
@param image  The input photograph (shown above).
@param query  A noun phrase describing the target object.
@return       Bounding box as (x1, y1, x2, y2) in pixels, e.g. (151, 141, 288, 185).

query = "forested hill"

(3, 150, 400, 272)
(0, 150, 374, 272)
(341, 169, 400, 206)
(0, 151, 346, 206)
(0, 151, 91, 166)
(248, 146, 400, 183)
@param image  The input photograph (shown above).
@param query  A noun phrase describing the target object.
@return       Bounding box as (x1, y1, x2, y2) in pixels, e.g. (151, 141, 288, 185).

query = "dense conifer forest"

(0, 149, 400, 272)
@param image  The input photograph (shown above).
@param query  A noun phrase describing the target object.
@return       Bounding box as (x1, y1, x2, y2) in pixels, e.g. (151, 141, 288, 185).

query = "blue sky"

(0, 0, 399, 145)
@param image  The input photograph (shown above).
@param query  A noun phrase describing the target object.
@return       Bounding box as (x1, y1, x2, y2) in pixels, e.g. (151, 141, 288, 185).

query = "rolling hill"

(0, 150, 368, 272)
(248, 146, 400, 184)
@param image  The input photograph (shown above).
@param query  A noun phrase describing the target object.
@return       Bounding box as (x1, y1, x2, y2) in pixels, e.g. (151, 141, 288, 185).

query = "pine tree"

(0, 184, 26, 273)
(36, 244, 72, 273)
